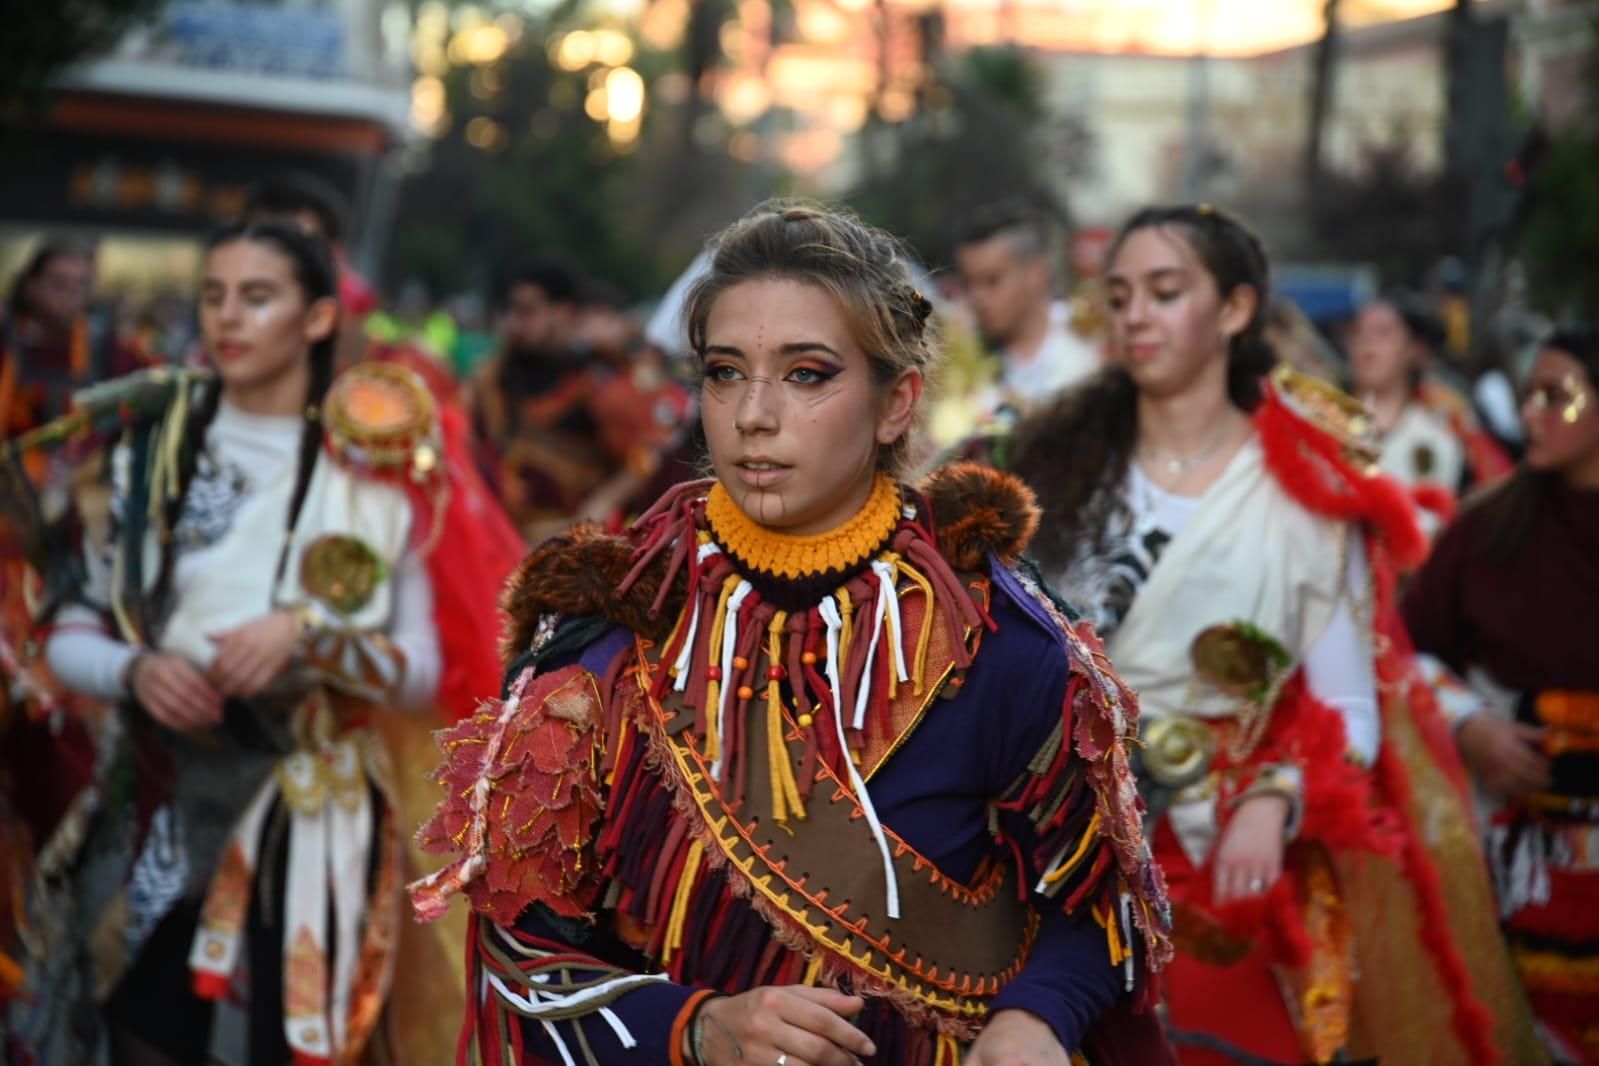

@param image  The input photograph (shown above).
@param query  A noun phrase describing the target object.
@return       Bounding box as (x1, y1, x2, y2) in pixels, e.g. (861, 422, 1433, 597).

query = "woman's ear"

(876, 368, 923, 446)
(1219, 283, 1259, 343)
(303, 295, 340, 346)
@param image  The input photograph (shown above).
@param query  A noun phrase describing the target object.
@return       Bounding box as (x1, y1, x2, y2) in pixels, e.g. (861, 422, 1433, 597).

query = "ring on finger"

(775, 1055, 788, 1066)
(1248, 877, 1266, 893)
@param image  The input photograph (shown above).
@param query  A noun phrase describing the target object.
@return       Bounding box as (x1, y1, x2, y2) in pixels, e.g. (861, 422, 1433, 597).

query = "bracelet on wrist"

(689, 993, 731, 1066)
(122, 648, 151, 697)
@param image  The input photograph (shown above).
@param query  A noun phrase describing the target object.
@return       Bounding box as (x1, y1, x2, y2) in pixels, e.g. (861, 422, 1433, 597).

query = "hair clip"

(1196, 203, 1214, 216)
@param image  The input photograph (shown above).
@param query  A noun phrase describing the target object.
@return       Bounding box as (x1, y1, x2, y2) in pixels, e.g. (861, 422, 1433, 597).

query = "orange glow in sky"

(938, 0, 1458, 56)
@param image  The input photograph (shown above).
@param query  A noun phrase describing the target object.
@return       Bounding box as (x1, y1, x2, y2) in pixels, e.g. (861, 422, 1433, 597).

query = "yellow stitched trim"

(704, 474, 900, 580)
(1042, 810, 1103, 886)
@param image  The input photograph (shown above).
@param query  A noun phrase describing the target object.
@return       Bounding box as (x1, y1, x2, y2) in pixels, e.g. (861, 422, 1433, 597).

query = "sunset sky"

(930, 0, 1459, 56)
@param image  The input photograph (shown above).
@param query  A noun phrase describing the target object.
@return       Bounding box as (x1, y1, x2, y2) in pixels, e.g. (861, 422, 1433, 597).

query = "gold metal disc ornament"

(299, 534, 386, 615)
(323, 362, 438, 474)
(1189, 622, 1290, 701)
(1140, 716, 1216, 790)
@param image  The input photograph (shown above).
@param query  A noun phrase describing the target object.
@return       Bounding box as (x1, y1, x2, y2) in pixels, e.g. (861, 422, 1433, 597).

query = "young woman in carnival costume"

(1346, 292, 1513, 532)
(411, 201, 1173, 1066)
(1009, 204, 1539, 1065)
(1404, 326, 1599, 1064)
(22, 221, 521, 1064)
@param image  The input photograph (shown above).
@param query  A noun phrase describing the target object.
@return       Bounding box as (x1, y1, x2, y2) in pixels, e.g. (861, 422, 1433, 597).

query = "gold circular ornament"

(1413, 443, 1436, 477)
(300, 534, 387, 615)
(1140, 716, 1216, 789)
(323, 362, 438, 475)
(1190, 623, 1289, 700)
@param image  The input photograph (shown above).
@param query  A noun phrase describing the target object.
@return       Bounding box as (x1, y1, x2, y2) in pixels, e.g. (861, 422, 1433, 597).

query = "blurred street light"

(450, 24, 509, 65)
(592, 29, 635, 67)
(719, 72, 772, 125)
(411, 75, 448, 135)
(466, 115, 508, 150)
(605, 66, 646, 123)
(554, 30, 597, 70)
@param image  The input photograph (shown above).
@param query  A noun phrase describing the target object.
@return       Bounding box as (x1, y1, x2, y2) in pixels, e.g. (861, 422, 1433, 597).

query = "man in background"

(955, 201, 1100, 421)
(468, 256, 609, 539)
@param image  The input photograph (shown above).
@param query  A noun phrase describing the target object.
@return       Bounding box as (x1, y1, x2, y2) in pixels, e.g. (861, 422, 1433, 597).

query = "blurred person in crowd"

(575, 279, 695, 522)
(365, 280, 458, 364)
(1349, 294, 1514, 529)
(1, 242, 144, 1012)
(469, 256, 613, 539)
(134, 289, 202, 367)
(445, 290, 494, 377)
(1403, 325, 1599, 1065)
(2, 238, 143, 439)
(1349, 293, 1469, 527)
(1010, 204, 1538, 1065)
(1433, 256, 1473, 366)
(244, 171, 377, 322)
(17, 221, 518, 1064)
(245, 173, 461, 408)
(955, 200, 1100, 422)
(1263, 297, 1340, 383)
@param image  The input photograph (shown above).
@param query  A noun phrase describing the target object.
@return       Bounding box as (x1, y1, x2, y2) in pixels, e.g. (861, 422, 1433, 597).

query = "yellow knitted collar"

(704, 474, 901, 581)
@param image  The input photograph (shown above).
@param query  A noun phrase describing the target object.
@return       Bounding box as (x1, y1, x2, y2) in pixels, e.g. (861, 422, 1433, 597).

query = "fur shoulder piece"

(1257, 366, 1427, 569)
(499, 523, 681, 662)
(917, 462, 1041, 572)
(500, 465, 1040, 664)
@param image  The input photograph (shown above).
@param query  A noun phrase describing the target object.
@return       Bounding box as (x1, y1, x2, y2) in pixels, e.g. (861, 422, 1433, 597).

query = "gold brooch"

(300, 534, 387, 615)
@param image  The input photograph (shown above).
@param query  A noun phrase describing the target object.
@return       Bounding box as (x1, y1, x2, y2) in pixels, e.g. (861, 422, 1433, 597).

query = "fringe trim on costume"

(997, 564, 1174, 1010)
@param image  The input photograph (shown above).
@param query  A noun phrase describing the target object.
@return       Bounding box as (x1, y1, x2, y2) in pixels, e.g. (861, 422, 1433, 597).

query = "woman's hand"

(965, 1009, 1072, 1066)
(129, 652, 223, 732)
(1213, 793, 1289, 905)
(690, 986, 876, 1066)
(1457, 715, 1551, 800)
(207, 610, 300, 699)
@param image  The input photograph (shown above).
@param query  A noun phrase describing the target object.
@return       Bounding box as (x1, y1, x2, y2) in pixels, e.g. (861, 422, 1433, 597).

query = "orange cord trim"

(669, 988, 720, 1066)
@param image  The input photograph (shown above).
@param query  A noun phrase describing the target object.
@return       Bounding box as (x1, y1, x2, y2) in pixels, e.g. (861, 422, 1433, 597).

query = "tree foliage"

(847, 45, 1082, 269)
(1516, 29, 1599, 318)
(0, 0, 166, 108)
(384, 6, 780, 303)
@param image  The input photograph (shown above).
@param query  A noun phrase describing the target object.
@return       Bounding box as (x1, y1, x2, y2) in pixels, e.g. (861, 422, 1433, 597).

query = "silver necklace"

(1137, 417, 1236, 479)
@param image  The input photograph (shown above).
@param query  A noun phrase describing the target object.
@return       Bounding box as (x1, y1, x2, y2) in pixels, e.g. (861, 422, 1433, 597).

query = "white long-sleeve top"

(46, 398, 441, 710)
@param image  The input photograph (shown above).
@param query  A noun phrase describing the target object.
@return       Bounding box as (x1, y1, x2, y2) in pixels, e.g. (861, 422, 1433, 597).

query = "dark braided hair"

(148, 221, 339, 617)
(1010, 204, 1277, 575)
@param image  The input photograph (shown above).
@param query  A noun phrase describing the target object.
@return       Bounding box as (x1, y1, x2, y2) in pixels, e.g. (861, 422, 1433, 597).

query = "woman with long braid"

(33, 221, 518, 1064)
